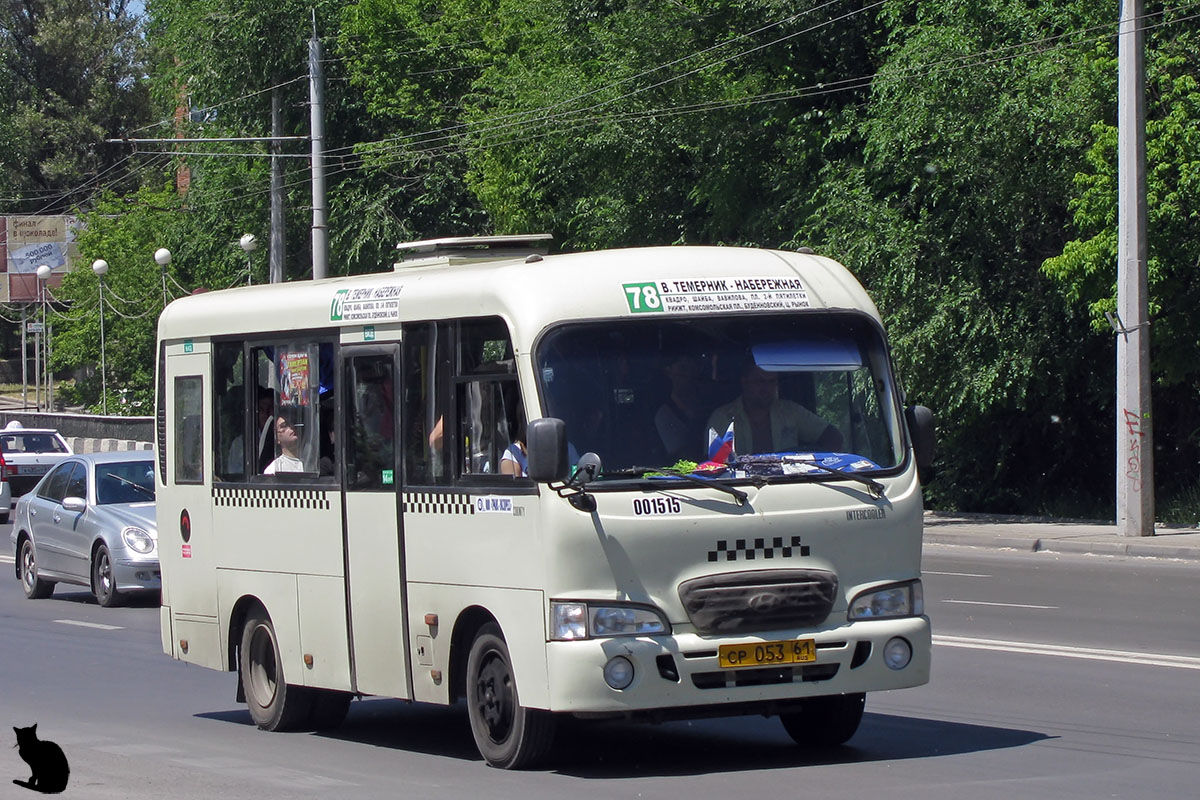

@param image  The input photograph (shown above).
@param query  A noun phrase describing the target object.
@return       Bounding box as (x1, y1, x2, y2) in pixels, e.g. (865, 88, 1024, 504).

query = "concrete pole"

(1116, 0, 1154, 536)
(309, 18, 329, 281)
(270, 88, 286, 284)
(20, 307, 27, 409)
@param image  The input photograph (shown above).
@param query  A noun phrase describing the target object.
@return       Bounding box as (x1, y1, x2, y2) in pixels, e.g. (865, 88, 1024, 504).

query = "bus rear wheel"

(466, 623, 556, 769)
(240, 609, 313, 731)
(780, 692, 866, 748)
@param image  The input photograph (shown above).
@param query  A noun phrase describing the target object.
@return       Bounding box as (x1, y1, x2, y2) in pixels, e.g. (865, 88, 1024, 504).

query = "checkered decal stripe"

(403, 492, 475, 515)
(708, 536, 809, 562)
(213, 487, 331, 510)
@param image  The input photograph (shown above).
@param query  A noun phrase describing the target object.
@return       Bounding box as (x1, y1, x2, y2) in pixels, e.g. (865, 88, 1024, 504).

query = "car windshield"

(0, 432, 67, 454)
(96, 460, 156, 504)
(536, 313, 904, 481)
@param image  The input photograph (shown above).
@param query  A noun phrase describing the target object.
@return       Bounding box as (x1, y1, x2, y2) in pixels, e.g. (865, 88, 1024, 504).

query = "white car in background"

(0, 422, 73, 524)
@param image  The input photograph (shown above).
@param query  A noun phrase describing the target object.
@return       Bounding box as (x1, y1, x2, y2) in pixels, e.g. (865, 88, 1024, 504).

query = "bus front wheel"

(465, 622, 556, 769)
(239, 609, 313, 731)
(780, 692, 866, 747)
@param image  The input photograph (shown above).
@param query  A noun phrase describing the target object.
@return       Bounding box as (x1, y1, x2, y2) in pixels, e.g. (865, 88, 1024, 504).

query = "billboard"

(2, 215, 80, 302)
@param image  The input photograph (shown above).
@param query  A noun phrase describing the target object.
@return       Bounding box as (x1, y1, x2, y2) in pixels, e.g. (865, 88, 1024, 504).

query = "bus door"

(160, 345, 222, 667)
(341, 345, 411, 698)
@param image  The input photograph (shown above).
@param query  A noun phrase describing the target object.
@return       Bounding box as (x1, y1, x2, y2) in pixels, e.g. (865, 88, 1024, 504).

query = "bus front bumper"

(544, 616, 930, 716)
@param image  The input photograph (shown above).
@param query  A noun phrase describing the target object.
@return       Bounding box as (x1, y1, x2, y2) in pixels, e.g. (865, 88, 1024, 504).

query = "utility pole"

(1115, 0, 1154, 536)
(270, 88, 286, 284)
(310, 14, 329, 280)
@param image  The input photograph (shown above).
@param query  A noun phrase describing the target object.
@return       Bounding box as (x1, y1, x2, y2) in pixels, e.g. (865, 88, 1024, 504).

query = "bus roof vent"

(393, 234, 553, 269)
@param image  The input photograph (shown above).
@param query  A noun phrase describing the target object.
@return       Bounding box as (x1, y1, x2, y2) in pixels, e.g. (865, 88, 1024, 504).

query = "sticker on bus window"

(382, 469, 394, 485)
(622, 277, 811, 315)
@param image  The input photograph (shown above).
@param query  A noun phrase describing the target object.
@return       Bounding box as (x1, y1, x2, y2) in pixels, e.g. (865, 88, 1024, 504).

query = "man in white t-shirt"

(264, 409, 307, 474)
(706, 364, 842, 455)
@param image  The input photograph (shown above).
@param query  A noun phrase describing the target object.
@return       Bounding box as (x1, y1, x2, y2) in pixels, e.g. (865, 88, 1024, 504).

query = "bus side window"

(454, 318, 523, 480)
(403, 323, 449, 486)
(174, 375, 204, 484)
(213, 342, 245, 482)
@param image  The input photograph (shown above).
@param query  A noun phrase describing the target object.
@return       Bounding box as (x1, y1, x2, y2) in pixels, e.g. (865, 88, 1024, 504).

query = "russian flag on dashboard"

(706, 421, 735, 464)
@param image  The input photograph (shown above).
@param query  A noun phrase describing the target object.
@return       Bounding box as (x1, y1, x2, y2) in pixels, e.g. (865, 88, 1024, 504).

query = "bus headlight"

(848, 580, 923, 620)
(122, 526, 155, 555)
(550, 602, 670, 641)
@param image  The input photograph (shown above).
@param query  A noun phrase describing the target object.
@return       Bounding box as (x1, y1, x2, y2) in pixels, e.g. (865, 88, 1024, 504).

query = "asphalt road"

(2, 530, 1197, 800)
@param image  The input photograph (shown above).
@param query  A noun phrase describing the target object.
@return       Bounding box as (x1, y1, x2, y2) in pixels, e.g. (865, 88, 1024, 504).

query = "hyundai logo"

(746, 591, 784, 612)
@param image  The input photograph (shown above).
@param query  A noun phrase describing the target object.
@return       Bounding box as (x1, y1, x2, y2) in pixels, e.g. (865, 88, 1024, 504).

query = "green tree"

(0, 0, 148, 213)
(1043, 17, 1200, 518)
(807, 0, 1116, 515)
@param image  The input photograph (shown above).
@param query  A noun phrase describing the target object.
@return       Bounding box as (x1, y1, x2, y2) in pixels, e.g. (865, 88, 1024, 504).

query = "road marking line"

(925, 570, 991, 577)
(54, 619, 123, 631)
(942, 599, 1058, 609)
(934, 634, 1200, 670)
(0, 556, 14, 564)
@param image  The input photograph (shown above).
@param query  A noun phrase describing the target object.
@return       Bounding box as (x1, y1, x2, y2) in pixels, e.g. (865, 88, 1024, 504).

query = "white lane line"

(54, 619, 123, 631)
(0, 555, 14, 564)
(934, 634, 1200, 670)
(942, 599, 1058, 609)
(925, 570, 991, 577)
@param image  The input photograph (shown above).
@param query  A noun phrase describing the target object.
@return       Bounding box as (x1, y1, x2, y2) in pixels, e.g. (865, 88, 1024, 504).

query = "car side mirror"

(62, 496, 87, 513)
(526, 417, 569, 483)
(905, 405, 935, 475)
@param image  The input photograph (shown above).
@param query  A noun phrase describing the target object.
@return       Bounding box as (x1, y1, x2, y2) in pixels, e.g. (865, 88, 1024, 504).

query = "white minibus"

(156, 235, 934, 768)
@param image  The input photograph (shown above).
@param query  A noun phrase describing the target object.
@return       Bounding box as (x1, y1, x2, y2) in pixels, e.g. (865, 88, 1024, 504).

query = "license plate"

(20, 466, 47, 476)
(718, 638, 816, 669)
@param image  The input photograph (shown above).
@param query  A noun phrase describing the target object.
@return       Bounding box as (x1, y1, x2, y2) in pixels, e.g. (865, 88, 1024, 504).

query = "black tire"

(0, 511, 10, 524)
(466, 622, 556, 769)
(780, 692, 866, 748)
(308, 689, 352, 731)
(239, 609, 314, 731)
(92, 544, 123, 607)
(18, 538, 54, 599)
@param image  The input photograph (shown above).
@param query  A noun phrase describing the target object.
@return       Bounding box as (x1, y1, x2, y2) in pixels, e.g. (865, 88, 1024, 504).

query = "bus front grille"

(678, 569, 838, 634)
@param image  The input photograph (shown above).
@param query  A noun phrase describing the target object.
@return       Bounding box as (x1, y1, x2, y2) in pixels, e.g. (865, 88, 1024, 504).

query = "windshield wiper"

(604, 467, 750, 506)
(751, 455, 886, 499)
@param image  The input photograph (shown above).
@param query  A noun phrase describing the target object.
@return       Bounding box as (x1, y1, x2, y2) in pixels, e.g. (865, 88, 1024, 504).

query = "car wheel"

(780, 692, 866, 748)
(0, 510, 9, 525)
(91, 544, 123, 608)
(18, 538, 54, 599)
(466, 622, 556, 769)
(239, 608, 313, 731)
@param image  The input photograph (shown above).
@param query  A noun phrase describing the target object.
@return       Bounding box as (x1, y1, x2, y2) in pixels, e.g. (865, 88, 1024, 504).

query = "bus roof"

(157, 245, 880, 346)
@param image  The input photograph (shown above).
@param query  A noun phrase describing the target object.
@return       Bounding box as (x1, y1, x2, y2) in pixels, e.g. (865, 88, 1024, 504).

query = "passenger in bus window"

(228, 390, 276, 475)
(655, 352, 709, 464)
(499, 408, 527, 478)
(264, 407, 306, 474)
(705, 362, 842, 456)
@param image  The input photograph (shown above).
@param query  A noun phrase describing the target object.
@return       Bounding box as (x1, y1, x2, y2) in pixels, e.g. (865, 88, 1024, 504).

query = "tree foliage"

(13, 0, 1200, 517)
(0, 0, 148, 212)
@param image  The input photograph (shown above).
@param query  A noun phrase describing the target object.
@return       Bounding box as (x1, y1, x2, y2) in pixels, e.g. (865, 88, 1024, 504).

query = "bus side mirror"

(905, 405, 935, 474)
(527, 417, 569, 483)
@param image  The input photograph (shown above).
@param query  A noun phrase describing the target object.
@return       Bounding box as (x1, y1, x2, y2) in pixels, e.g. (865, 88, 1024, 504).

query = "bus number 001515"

(632, 497, 681, 516)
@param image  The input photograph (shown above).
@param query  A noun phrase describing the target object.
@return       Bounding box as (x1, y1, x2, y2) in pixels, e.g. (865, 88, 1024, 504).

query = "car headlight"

(122, 526, 155, 555)
(848, 579, 924, 620)
(550, 602, 670, 641)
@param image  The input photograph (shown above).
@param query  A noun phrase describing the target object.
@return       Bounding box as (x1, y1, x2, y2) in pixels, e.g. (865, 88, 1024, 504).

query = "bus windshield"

(536, 313, 904, 480)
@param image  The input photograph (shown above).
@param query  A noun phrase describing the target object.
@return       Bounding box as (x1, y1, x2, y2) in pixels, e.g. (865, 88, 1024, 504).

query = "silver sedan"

(11, 451, 158, 607)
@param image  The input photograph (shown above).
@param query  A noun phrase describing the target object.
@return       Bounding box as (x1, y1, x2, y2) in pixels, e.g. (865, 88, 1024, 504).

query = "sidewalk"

(924, 510, 1200, 562)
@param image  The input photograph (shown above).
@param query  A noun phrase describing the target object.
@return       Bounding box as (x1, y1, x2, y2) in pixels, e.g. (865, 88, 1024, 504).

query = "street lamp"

(154, 247, 171, 307)
(239, 233, 258, 286)
(36, 264, 51, 412)
(92, 258, 109, 415)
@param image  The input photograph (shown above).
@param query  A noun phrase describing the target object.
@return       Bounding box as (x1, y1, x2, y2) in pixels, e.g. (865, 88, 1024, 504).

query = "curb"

(923, 531, 1200, 562)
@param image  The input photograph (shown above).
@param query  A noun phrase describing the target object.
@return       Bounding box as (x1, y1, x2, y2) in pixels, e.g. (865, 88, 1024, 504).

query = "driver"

(706, 363, 842, 455)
